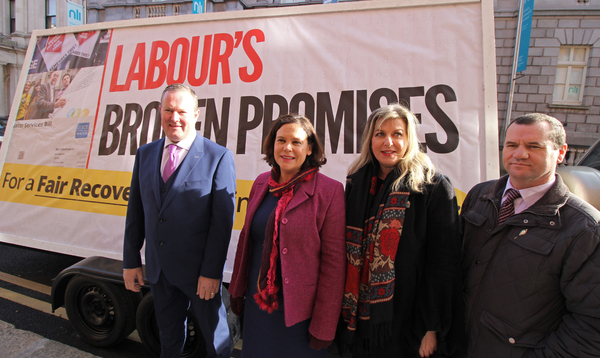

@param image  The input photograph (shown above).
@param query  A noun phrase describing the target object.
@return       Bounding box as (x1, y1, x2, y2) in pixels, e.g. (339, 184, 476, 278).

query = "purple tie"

(163, 144, 180, 182)
(497, 188, 521, 226)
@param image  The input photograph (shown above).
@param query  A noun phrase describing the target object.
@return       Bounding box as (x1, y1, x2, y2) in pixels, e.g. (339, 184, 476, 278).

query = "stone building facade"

(495, 0, 600, 163)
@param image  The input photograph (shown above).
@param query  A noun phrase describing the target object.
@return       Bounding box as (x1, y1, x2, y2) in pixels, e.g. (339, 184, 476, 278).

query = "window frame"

(552, 46, 590, 106)
(46, 0, 57, 29)
(9, 0, 16, 33)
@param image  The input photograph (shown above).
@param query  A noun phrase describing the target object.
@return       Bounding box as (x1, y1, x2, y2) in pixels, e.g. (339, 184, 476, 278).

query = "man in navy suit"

(123, 83, 236, 358)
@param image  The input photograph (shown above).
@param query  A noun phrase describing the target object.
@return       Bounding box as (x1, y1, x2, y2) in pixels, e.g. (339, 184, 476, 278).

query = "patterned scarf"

(342, 163, 410, 347)
(254, 166, 319, 313)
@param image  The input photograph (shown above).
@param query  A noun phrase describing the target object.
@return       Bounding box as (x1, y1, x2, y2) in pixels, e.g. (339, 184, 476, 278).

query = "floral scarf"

(342, 163, 410, 347)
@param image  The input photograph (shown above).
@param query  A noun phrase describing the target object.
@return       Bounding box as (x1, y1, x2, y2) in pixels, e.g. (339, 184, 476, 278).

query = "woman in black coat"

(341, 104, 464, 357)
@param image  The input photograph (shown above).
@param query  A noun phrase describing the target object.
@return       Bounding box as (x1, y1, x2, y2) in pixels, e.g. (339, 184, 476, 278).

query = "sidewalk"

(0, 319, 100, 358)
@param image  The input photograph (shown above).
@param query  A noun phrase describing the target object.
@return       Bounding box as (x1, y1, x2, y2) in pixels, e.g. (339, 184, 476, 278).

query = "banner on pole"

(67, 1, 84, 27)
(517, 0, 535, 72)
(193, 0, 204, 14)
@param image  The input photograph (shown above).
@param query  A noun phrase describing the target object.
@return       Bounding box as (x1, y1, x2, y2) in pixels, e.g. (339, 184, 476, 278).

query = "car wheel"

(65, 275, 137, 347)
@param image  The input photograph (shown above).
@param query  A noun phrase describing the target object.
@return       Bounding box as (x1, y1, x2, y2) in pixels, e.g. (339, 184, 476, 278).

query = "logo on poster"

(75, 123, 90, 138)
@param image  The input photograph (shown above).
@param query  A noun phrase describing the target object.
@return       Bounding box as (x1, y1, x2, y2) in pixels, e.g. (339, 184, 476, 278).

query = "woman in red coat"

(229, 114, 346, 358)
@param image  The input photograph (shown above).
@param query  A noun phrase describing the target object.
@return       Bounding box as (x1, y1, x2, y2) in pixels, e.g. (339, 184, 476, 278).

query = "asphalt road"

(0, 242, 150, 358)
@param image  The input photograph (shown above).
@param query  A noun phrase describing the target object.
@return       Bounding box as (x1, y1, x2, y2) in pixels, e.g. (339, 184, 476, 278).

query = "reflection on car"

(557, 139, 600, 210)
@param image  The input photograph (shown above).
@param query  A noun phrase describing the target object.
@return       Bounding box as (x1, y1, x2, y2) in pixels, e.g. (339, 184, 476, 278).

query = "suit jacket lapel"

(161, 134, 205, 211)
(152, 138, 165, 208)
(285, 173, 316, 213)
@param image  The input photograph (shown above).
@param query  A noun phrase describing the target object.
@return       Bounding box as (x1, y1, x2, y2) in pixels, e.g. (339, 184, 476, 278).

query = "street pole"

(502, 0, 525, 145)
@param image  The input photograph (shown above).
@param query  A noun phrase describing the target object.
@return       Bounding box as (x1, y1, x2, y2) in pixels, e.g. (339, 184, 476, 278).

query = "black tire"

(64, 275, 137, 347)
(136, 292, 207, 358)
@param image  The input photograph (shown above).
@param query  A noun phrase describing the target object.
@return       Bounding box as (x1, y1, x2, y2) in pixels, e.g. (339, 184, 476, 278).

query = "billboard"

(0, 0, 498, 279)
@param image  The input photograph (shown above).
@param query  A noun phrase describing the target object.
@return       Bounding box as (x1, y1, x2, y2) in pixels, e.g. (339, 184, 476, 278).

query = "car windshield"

(579, 140, 600, 171)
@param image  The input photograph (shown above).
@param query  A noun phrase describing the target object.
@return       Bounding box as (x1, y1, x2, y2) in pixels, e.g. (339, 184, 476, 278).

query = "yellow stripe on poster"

(0, 163, 256, 225)
(234, 179, 253, 231)
(0, 163, 133, 216)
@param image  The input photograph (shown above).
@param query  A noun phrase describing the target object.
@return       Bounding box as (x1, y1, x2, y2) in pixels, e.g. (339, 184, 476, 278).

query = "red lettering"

(167, 38, 189, 85)
(188, 35, 212, 87)
(239, 29, 264, 83)
(109, 45, 127, 92)
(146, 41, 169, 89)
(209, 33, 234, 85)
(109, 31, 263, 92)
(125, 43, 147, 91)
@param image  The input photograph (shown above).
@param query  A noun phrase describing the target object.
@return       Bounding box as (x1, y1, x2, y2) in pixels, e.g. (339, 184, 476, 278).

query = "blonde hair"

(348, 104, 435, 192)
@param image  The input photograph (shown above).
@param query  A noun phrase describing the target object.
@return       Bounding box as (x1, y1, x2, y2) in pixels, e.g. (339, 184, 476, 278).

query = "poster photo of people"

(8, 30, 112, 168)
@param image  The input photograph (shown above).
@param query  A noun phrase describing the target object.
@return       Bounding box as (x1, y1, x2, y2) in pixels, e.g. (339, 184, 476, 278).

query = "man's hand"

(197, 276, 220, 300)
(123, 267, 144, 292)
(55, 98, 66, 108)
(419, 331, 437, 358)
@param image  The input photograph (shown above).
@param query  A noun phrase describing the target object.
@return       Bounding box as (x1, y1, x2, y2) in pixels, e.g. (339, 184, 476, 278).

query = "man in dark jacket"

(461, 113, 600, 357)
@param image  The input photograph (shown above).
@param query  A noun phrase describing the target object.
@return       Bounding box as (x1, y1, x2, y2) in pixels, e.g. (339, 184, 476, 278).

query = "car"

(0, 116, 7, 148)
(557, 139, 600, 210)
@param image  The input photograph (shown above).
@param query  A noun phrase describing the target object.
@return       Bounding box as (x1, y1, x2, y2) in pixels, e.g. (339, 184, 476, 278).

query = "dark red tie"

(497, 188, 521, 226)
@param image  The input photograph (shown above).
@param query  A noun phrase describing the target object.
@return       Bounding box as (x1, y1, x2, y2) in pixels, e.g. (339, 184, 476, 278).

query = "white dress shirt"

(502, 177, 556, 214)
(160, 131, 197, 177)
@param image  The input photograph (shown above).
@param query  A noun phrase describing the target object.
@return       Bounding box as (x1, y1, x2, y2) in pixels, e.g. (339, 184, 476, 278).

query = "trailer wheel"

(65, 275, 137, 347)
(136, 292, 207, 358)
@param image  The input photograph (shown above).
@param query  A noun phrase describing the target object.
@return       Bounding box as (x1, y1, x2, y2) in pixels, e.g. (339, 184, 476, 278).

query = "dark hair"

(263, 114, 326, 170)
(508, 113, 566, 150)
(161, 83, 198, 111)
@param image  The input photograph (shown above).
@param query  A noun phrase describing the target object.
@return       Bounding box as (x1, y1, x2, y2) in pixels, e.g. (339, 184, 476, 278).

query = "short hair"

(49, 71, 60, 82)
(348, 103, 435, 192)
(263, 114, 326, 171)
(161, 83, 198, 111)
(62, 74, 71, 82)
(508, 113, 566, 150)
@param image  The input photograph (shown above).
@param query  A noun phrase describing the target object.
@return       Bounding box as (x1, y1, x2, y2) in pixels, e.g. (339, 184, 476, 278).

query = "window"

(553, 46, 590, 105)
(46, 0, 57, 28)
(134, 6, 141, 18)
(9, 0, 15, 33)
(173, 4, 180, 15)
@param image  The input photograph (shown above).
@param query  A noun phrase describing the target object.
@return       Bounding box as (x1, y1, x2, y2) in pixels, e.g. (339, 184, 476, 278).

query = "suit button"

(475, 260, 480, 265)
(282, 218, 288, 224)
(284, 278, 289, 284)
(282, 248, 288, 254)
(159, 219, 164, 223)
(508, 338, 515, 344)
(159, 241, 164, 246)
(161, 189, 165, 193)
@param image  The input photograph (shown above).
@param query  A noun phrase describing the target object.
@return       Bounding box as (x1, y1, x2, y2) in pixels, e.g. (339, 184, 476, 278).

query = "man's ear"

(557, 143, 568, 164)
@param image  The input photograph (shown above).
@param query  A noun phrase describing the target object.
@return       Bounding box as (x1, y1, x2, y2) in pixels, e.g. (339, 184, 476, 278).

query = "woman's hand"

(419, 331, 437, 358)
